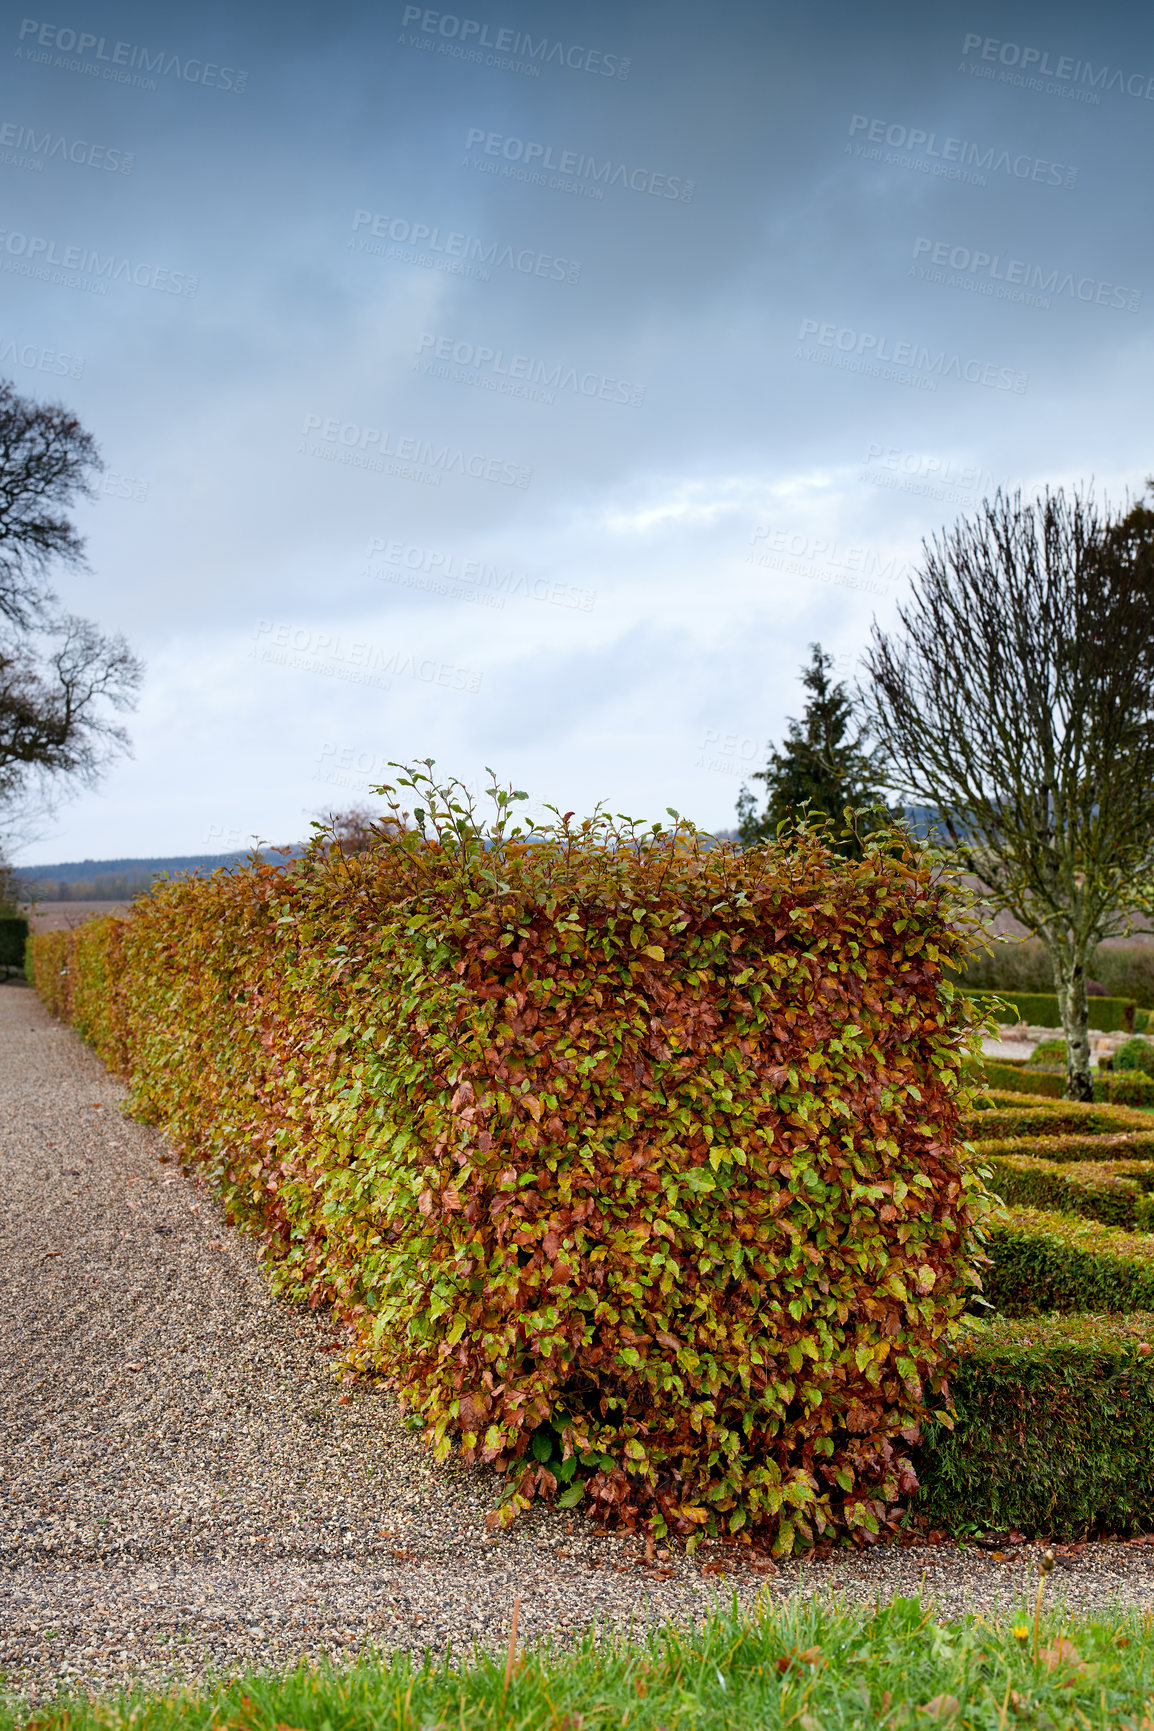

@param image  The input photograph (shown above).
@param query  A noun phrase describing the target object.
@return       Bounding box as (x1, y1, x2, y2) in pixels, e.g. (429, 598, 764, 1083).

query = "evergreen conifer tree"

(737, 643, 895, 856)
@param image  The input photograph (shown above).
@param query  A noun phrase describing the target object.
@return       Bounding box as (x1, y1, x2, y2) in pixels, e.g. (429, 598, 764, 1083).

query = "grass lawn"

(6, 1594, 1154, 1731)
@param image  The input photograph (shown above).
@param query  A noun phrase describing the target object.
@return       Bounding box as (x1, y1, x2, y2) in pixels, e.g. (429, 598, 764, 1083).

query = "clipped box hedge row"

(973, 1130, 1154, 1165)
(1095, 1072, 1154, 1108)
(975, 1061, 1065, 1099)
(968, 1060, 1154, 1107)
(985, 1207, 1154, 1315)
(963, 990, 1137, 1033)
(27, 789, 992, 1552)
(966, 1101, 1154, 1141)
(985, 1154, 1154, 1232)
(915, 1312, 1154, 1539)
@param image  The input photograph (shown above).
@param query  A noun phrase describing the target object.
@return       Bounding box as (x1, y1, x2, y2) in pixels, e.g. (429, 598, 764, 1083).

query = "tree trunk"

(1053, 950, 1094, 1102)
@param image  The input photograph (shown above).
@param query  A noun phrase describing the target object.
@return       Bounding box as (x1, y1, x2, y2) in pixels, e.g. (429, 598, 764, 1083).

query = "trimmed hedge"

(967, 1088, 1070, 1112)
(968, 1061, 1154, 1107)
(973, 1130, 1154, 1165)
(963, 990, 1136, 1033)
(985, 1154, 1154, 1231)
(1116, 1037, 1154, 1073)
(966, 1101, 1154, 1140)
(1095, 1072, 1154, 1108)
(975, 1060, 1065, 1099)
(27, 783, 992, 1552)
(915, 1312, 1154, 1538)
(985, 1207, 1154, 1315)
(0, 914, 28, 969)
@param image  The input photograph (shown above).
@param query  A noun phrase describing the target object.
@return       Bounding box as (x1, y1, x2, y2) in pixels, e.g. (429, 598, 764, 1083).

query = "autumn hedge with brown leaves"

(29, 767, 992, 1553)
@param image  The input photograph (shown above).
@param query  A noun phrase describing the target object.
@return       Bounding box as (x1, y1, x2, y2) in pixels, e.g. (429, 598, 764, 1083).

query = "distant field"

(24, 900, 131, 933)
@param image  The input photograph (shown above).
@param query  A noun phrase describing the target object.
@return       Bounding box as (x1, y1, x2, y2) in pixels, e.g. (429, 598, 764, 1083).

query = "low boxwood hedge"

(985, 1154, 1154, 1231)
(985, 1207, 1154, 1315)
(972, 1130, 1154, 1165)
(976, 1061, 1065, 1098)
(1095, 1072, 1154, 1108)
(962, 990, 1137, 1032)
(966, 1101, 1154, 1140)
(967, 1088, 1071, 1113)
(915, 1311, 1154, 1538)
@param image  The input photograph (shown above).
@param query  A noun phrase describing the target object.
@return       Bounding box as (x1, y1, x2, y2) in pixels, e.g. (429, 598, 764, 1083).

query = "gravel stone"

(5, 977, 1154, 1707)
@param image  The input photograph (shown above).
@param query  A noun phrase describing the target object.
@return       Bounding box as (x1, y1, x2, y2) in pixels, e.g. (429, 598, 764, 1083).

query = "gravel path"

(5, 977, 1154, 1708)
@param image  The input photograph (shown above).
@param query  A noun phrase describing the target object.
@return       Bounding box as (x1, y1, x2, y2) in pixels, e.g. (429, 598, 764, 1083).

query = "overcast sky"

(4, 0, 1151, 862)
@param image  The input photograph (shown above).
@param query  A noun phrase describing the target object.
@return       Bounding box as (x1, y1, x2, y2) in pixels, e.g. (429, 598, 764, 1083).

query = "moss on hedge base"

(985, 1207, 1154, 1315)
(915, 1311, 1154, 1538)
(985, 1154, 1154, 1231)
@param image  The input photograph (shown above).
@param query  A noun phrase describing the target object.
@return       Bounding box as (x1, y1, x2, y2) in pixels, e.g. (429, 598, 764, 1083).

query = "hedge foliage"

(914, 1312, 1154, 1538)
(973, 1130, 1154, 1166)
(974, 1061, 1065, 1099)
(0, 914, 28, 969)
(966, 1101, 1154, 1141)
(967, 1088, 1069, 1113)
(1115, 1038, 1154, 1073)
(28, 773, 992, 1552)
(985, 1154, 1154, 1232)
(962, 991, 1137, 1033)
(985, 1207, 1154, 1315)
(959, 936, 1154, 1007)
(1095, 1072, 1154, 1108)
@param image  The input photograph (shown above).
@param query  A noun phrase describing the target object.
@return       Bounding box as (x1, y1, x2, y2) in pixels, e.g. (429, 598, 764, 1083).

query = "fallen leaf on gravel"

(647, 1566, 674, 1578)
(391, 1547, 412, 1560)
(699, 1560, 727, 1576)
(747, 1553, 780, 1574)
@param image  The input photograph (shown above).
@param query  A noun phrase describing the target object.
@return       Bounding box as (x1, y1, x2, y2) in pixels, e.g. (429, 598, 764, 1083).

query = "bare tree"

(0, 379, 142, 817)
(0, 616, 142, 803)
(861, 486, 1154, 1101)
(0, 380, 102, 629)
(314, 805, 401, 855)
